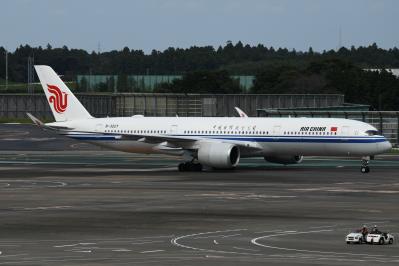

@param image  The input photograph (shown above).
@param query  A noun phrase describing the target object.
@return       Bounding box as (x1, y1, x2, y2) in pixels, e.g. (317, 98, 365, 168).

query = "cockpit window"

(365, 130, 378, 136)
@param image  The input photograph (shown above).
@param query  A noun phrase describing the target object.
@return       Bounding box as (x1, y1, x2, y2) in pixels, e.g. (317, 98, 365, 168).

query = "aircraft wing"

(117, 132, 263, 151)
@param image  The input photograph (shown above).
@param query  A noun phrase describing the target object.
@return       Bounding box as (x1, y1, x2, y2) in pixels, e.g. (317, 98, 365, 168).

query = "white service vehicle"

(367, 232, 394, 245)
(346, 232, 365, 244)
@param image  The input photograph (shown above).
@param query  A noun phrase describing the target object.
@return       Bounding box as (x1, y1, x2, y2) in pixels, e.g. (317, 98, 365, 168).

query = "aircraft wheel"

(178, 163, 187, 172)
(194, 163, 203, 172)
(178, 162, 202, 172)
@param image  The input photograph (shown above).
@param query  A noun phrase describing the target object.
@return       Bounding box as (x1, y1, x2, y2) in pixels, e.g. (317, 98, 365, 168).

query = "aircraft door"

(273, 125, 281, 136)
(341, 126, 350, 136)
(170, 125, 178, 134)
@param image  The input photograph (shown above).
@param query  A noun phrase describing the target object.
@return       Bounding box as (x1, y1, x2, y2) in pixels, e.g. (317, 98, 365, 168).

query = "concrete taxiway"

(0, 124, 399, 265)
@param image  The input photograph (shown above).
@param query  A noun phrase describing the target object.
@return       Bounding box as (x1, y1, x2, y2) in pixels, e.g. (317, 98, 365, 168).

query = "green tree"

(154, 70, 241, 94)
(116, 74, 128, 92)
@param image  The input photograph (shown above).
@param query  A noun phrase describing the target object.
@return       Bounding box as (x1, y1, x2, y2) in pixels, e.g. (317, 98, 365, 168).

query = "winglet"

(234, 107, 248, 118)
(26, 113, 44, 127)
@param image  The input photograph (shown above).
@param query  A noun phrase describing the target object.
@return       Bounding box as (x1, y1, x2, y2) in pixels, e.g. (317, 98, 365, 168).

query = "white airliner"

(28, 65, 392, 173)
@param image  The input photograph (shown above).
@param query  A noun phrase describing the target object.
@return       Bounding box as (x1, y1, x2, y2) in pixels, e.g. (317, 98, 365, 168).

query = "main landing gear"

(360, 156, 370, 173)
(178, 161, 203, 172)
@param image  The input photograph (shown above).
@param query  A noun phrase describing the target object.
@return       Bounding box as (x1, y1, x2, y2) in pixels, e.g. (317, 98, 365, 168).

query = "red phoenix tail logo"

(47, 84, 68, 113)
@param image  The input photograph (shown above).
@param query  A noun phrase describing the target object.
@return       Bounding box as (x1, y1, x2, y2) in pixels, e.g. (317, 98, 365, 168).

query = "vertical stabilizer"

(34, 65, 92, 122)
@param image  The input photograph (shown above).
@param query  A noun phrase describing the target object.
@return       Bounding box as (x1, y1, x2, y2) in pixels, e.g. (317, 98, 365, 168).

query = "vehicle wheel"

(346, 241, 350, 244)
(361, 166, 370, 173)
(358, 238, 363, 244)
(379, 238, 384, 245)
(389, 238, 393, 245)
(361, 167, 366, 173)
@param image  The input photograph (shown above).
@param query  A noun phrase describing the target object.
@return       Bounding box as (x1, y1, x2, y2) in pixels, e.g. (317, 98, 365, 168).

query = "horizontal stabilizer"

(26, 113, 73, 131)
(26, 113, 44, 126)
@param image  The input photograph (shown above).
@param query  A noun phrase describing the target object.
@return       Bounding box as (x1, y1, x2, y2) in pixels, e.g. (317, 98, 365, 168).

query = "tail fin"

(34, 65, 92, 122)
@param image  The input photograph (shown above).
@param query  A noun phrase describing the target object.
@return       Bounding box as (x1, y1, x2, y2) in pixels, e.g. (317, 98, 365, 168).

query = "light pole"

(5, 49, 8, 91)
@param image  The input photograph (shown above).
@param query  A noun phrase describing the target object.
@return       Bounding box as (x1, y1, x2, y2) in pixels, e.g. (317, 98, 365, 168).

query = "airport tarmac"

(0, 124, 399, 265)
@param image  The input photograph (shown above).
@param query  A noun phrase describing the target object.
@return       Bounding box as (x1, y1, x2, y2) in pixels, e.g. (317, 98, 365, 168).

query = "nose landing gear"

(360, 156, 370, 173)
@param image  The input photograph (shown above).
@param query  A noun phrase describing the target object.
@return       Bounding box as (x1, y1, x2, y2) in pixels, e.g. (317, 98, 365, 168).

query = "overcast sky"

(1, 0, 398, 53)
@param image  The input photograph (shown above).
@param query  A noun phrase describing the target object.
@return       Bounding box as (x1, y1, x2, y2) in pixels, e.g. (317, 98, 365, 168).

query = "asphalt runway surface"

(1, 124, 399, 265)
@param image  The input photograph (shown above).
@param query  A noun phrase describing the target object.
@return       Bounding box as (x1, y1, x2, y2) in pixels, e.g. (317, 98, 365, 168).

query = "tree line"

(1, 42, 399, 82)
(0, 42, 399, 110)
(149, 59, 399, 110)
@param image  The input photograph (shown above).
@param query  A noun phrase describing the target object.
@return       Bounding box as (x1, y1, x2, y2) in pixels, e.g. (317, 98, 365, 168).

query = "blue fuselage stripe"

(66, 134, 387, 144)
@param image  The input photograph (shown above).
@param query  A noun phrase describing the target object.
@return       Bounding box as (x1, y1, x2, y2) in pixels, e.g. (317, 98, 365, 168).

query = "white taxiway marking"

(54, 244, 78, 248)
(172, 229, 266, 256)
(140, 250, 164, 254)
(289, 188, 399, 194)
(112, 249, 131, 252)
(185, 193, 297, 199)
(23, 206, 72, 210)
(54, 243, 96, 248)
(232, 247, 260, 252)
(213, 240, 218, 245)
(194, 234, 241, 239)
(309, 225, 337, 229)
(71, 250, 92, 253)
(205, 255, 224, 258)
(0, 253, 28, 258)
(131, 240, 164, 245)
(56, 167, 177, 172)
(254, 229, 285, 234)
(0, 180, 67, 188)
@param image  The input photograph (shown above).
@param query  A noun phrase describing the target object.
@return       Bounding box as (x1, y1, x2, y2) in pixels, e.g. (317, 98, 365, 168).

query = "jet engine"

(264, 155, 303, 165)
(197, 142, 240, 169)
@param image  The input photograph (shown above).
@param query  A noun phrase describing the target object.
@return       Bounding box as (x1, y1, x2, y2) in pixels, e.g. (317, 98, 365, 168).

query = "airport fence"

(258, 110, 399, 147)
(1, 93, 398, 146)
(0, 93, 344, 119)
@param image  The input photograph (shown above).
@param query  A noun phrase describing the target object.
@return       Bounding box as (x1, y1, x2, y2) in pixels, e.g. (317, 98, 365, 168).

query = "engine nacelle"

(264, 155, 303, 165)
(197, 142, 240, 169)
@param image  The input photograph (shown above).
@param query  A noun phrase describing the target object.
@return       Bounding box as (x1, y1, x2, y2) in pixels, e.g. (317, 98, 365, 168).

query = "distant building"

(76, 75, 255, 92)
(364, 69, 399, 78)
